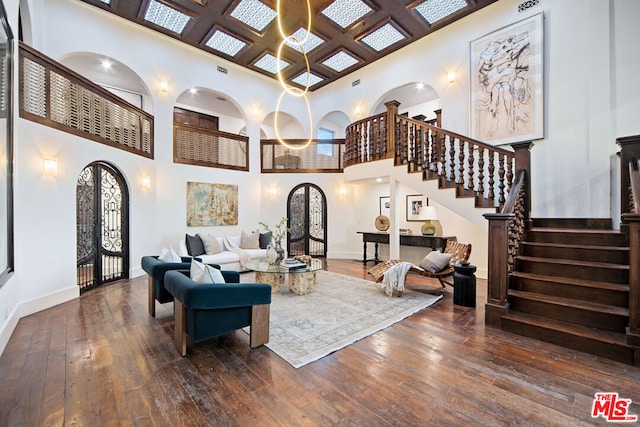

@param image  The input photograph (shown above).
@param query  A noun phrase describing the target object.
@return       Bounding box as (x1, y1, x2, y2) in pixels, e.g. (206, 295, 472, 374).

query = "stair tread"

(516, 255, 629, 270)
(508, 289, 629, 316)
(521, 242, 629, 251)
(502, 311, 630, 346)
(510, 271, 629, 292)
(529, 228, 623, 234)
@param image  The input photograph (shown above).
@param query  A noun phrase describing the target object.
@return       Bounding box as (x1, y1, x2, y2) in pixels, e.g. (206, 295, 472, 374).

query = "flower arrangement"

(258, 217, 290, 246)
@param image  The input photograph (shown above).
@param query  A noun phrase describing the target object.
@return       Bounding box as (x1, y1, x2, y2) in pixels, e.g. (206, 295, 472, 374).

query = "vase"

(274, 241, 285, 265)
(266, 242, 278, 265)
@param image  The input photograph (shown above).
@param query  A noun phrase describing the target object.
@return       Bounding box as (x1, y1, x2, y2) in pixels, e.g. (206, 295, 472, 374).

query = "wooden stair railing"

(622, 156, 640, 358)
(344, 100, 532, 211)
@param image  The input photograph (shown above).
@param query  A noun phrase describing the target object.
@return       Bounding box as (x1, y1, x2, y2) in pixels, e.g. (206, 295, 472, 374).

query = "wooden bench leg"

(174, 301, 187, 356)
(250, 304, 270, 348)
(148, 276, 156, 317)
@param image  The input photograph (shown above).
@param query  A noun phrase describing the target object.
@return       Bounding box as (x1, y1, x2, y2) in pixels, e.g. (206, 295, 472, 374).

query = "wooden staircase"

(500, 218, 635, 364)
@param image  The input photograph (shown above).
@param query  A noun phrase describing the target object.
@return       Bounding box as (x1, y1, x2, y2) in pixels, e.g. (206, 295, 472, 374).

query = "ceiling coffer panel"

(78, 0, 499, 91)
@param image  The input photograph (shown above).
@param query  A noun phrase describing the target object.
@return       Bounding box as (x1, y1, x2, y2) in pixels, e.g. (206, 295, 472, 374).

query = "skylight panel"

(144, 0, 192, 34)
(285, 28, 324, 54)
(413, 0, 467, 25)
(254, 53, 290, 74)
(292, 72, 324, 88)
(322, 50, 359, 72)
(321, 0, 372, 29)
(205, 29, 247, 57)
(360, 23, 406, 52)
(229, 0, 277, 33)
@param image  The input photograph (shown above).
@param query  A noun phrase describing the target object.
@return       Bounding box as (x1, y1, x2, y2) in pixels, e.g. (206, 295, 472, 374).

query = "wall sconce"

(268, 185, 278, 199)
(252, 107, 260, 120)
(355, 106, 362, 117)
(447, 71, 456, 84)
(159, 81, 169, 93)
(338, 185, 347, 198)
(43, 158, 58, 176)
(141, 176, 151, 190)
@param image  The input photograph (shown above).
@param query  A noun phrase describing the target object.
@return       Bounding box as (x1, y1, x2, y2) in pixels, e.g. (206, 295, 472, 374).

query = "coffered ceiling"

(78, 0, 498, 91)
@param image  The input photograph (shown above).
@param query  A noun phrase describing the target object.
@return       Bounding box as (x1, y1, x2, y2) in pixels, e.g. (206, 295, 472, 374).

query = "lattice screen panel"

(20, 46, 153, 158)
(174, 127, 248, 170)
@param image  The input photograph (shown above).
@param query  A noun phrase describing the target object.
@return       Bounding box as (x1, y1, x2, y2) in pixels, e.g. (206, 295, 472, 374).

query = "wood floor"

(1, 259, 639, 426)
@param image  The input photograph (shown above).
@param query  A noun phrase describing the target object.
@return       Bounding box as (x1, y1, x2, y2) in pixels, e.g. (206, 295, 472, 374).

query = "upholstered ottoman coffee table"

(245, 259, 325, 295)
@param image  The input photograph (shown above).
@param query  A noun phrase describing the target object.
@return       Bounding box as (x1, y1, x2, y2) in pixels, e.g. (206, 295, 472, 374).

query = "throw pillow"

(259, 232, 272, 249)
(240, 230, 260, 249)
(419, 251, 453, 273)
(185, 233, 205, 257)
(201, 234, 223, 255)
(190, 260, 226, 284)
(158, 247, 181, 263)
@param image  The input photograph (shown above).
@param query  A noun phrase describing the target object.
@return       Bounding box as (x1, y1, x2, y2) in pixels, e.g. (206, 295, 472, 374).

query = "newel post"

(434, 108, 442, 128)
(483, 213, 514, 328)
(385, 100, 400, 159)
(622, 213, 640, 364)
(510, 141, 532, 227)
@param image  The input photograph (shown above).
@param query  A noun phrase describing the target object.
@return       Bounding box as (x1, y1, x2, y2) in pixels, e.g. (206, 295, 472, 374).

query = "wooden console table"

(357, 232, 456, 264)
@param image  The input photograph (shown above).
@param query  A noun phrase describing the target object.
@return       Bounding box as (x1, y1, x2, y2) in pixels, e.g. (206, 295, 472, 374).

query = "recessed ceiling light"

(98, 0, 110, 4)
(413, 0, 467, 25)
(189, 88, 198, 95)
(360, 23, 406, 52)
(254, 53, 290, 74)
(144, 0, 192, 34)
(285, 28, 324, 54)
(322, 50, 359, 72)
(229, 0, 277, 33)
(205, 28, 247, 56)
(101, 59, 112, 69)
(321, 0, 372, 29)
(291, 72, 324, 88)
(416, 82, 425, 89)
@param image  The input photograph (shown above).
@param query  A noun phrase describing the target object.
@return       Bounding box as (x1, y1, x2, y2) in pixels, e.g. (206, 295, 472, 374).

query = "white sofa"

(179, 235, 268, 272)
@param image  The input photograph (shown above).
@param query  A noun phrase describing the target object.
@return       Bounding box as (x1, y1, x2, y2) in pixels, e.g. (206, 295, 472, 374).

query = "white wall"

(1, 0, 640, 355)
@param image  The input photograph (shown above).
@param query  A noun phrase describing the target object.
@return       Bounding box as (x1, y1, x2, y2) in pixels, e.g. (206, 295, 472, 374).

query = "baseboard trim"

(0, 285, 78, 356)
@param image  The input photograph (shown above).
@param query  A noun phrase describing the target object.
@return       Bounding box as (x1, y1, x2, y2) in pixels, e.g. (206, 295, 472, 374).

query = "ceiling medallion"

(274, 0, 313, 151)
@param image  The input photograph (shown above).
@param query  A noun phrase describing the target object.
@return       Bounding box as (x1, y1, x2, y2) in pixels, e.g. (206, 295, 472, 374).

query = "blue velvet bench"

(141, 255, 193, 317)
(164, 270, 272, 356)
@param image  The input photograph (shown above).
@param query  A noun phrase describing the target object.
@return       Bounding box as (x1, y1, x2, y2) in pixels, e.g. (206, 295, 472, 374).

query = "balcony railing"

(19, 43, 153, 158)
(261, 139, 345, 173)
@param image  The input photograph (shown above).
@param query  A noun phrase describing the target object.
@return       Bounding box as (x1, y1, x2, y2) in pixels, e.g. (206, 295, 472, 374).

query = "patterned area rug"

(242, 270, 442, 368)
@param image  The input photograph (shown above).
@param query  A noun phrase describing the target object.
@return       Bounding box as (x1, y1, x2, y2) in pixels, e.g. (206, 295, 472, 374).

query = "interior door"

(287, 183, 327, 257)
(76, 161, 129, 292)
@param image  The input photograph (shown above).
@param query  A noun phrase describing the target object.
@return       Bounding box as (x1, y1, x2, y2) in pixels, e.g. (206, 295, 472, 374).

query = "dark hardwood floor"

(1, 259, 639, 426)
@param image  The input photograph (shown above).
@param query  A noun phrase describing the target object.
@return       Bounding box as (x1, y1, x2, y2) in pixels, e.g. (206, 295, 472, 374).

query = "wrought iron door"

(76, 161, 129, 292)
(287, 183, 327, 257)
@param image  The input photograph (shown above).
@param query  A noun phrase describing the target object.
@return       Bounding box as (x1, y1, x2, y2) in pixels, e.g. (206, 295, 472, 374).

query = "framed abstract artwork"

(470, 12, 544, 146)
(186, 182, 238, 226)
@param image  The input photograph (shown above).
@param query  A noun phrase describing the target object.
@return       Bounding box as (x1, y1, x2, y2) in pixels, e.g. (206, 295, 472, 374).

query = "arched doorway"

(76, 161, 129, 292)
(287, 183, 327, 257)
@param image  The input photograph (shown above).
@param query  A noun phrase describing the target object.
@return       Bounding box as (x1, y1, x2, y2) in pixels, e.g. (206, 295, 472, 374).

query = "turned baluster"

(468, 142, 475, 191)
(477, 147, 485, 198)
(429, 128, 438, 172)
(449, 136, 456, 182)
(439, 132, 447, 178)
(457, 139, 465, 185)
(498, 155, 506, 205)
(487, 151, 495, 202)
(505, 156, 514, 194)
